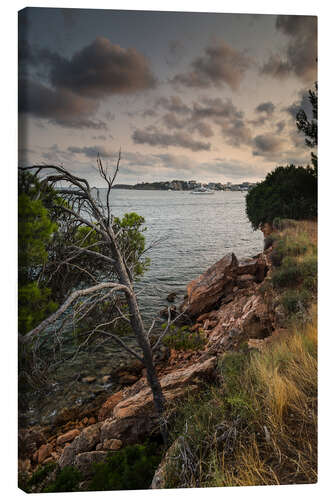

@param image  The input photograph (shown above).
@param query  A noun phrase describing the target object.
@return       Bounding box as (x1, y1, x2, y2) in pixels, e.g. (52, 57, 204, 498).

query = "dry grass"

(165, 219, 317, 488)
(212, 309, 317, 487)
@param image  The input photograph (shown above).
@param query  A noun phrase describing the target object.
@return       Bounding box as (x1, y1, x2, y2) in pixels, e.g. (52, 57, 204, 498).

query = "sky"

(18, 7, 317, 186)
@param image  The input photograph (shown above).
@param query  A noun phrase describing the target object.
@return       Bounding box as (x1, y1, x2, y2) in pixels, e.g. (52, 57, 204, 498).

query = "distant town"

(112, 180, 258, 192)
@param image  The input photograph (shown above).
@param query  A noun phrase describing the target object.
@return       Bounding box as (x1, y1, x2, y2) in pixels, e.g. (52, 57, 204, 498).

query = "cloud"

(191, 97, 243, 121)
(261, 15, 317, 83)
(19, 37, 156, 129)
(221, 120, 253, 147)
(163, 112, 186, 130)
(285, 89, 313, 119)
(68, 145, 114, 158)
(47, 37, 156, 97)
(249, 101, 276, 126)
(171, 40, 252, 91)
(255, 102, 275, 115)
(132, 128, 211, 151)
(19, 78, 107, 129)
(253, 134, 285, 156)
(156, 96, 191, 115)
(276, 121, 286, 133)
(189, 122, 214, 138)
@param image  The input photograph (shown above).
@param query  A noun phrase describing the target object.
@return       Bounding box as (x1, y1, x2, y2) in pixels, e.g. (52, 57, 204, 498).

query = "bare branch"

(20, 282, 131, 343)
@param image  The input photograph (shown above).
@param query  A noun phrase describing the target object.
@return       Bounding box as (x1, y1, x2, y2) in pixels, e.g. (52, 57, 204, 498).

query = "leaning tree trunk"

(111, 241, 165, 416)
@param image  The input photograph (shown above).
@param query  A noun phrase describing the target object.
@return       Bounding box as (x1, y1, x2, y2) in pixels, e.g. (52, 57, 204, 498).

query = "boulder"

(98, 390, 124, 421)
(183, 253, 238, 318)
(237, 274, 256, 288)
(103, 438, 122, 451)
(58, 423, 101, 469)
(37, 443, 52, 464)
(57, 429, 80, 446)
(113, 357, 217, 420)
(237, 257, 258, 275)
(81, 376, 96, 384)
(74, 451, 108, 476)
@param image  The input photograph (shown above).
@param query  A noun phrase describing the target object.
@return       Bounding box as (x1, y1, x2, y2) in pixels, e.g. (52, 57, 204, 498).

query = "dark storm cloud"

(132, 128, 211, 151)
(19, 78, 107, 129)
(253, 134, 285, 156)
(261, 15, 317, 83)
(171, 40, 252, 91)
(19, 37, 156, 129)
(48, 37, 156, 97)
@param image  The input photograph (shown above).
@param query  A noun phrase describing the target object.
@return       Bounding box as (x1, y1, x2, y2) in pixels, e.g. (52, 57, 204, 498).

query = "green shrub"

(280, 289, 312, 314)
(272, 259, 300, 289)
(163, 325, 206, 351)
(246, 165, 317, 230)
(43, 466, 82, 493)
(88, 442, 161, 491)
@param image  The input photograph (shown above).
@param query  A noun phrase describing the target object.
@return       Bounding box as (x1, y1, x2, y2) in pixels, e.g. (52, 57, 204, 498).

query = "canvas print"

(18, 7, 317, 492)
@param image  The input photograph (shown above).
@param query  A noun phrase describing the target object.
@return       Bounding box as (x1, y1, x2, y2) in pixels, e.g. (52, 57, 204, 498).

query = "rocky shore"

(19, 236, 287, 488)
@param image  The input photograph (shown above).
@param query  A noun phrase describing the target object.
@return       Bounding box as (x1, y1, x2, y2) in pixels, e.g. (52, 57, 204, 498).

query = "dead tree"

(19, 153, 166, 417)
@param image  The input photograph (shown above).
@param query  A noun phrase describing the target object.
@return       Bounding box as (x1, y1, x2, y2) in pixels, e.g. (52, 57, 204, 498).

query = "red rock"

(56, 429, 80, 446)
(37, 443, 52, 464)
(98, 391, 124, 421)
(237, 257, 258, 275)
(103, 438, 122, 451)
(183, 253, 238, 318)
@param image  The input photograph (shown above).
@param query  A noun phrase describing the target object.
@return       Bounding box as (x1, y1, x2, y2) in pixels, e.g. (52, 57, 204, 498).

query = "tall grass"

(165, 309, 317, 487)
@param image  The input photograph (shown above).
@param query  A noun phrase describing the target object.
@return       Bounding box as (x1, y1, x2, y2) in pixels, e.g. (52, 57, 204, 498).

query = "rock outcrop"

(57, 357, 217, 469)
(182, 253, 239, 318)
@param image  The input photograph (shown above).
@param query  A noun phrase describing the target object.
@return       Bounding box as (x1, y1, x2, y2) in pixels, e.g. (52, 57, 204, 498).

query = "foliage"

(113, 212, 150, 277)
(296, 82, 318, 173)
(165, 309, 317, 487)
(43, 466, 82, 493)
(18, 171, 58, 333)
(162, 325, 206, 351)
(246, 165, 317, 230)
(18, 282, 58, 334)
(88, 442, 161, 491)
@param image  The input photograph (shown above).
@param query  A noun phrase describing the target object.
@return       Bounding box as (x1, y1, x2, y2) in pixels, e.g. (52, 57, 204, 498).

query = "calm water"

(105, 189, 263, 317)
(20, 189, 263, 426)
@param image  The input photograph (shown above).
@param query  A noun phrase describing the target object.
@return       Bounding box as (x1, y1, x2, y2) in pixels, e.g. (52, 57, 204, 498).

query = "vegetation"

(246, 165, 317, 230)
(165, 308, 317, 487)
(164, 220, 317, 487)
(88, 442, 161, 491)
(270, 220, 317, 318)
(296, 82, 318, 173)
(162, 325, 206, 351)
(18, 172, 59, 334)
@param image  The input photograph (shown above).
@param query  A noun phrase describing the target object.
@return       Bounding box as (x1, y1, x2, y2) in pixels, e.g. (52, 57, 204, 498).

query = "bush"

(162, 325, 206, 351)
(88, 442, 161, 491)
(246, 165, 317, 230)
(280, 289, 312, 314)
(272, 258, 301, 288)
(43, 466, 82, 493)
